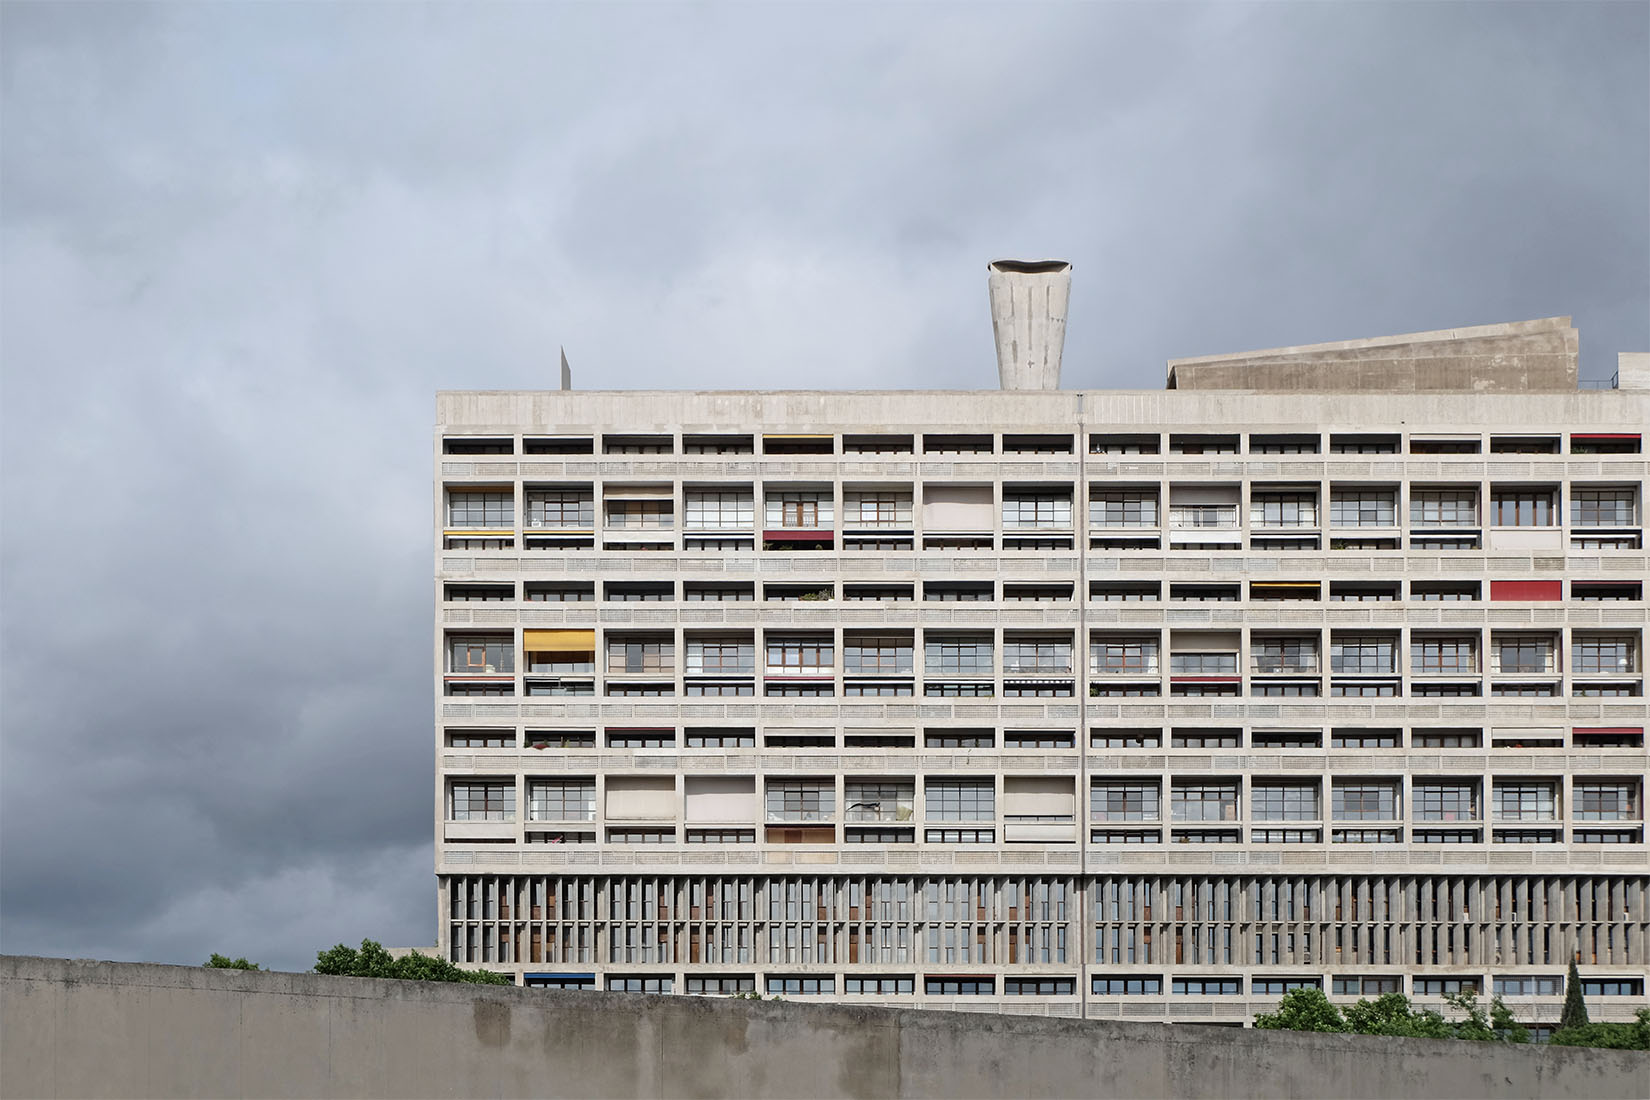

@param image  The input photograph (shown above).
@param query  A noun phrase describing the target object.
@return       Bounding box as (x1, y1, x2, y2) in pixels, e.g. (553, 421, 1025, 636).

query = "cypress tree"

(1559, 956, 1589, 1030)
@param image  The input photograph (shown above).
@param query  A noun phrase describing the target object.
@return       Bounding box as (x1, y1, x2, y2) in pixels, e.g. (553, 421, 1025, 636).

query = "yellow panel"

(1253, 582, 1320, 588)
(524, 629, 595, 652)
(762, 434, 833, 440)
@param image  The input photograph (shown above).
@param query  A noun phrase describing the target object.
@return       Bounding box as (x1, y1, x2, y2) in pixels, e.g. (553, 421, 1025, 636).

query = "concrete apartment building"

(433, 261, 1649, 1030)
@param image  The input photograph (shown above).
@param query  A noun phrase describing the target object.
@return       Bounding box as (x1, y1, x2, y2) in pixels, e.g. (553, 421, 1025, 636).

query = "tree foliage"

(1548, 1009, 1650, 1051)
(204, 954, 260, 970)
(1559, 958, 1589, 1031)
(313, 939, 511, 985)
(1254, 988, 1347, 1032)
(1257, 990, 1528, 1044)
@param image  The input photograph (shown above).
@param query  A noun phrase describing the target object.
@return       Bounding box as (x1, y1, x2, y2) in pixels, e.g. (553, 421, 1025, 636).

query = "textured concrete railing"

(3, 955, 1645, 1099)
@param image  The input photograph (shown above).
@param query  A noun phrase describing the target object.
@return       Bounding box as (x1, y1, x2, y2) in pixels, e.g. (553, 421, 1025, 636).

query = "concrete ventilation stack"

(988, 259, 1072, 390)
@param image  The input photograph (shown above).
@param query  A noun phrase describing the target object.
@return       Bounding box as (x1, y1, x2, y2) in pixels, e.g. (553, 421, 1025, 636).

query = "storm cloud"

(2, 2, 1645, 972)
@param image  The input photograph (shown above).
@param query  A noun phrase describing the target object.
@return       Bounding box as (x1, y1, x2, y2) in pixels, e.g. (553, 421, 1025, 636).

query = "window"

(766, 492, 831, 529)
(1091, 491, 1158, 527)
(924, 635, 992, 676)
(1091, 582, 1159, 601)
(1491, 635, 1555, 674)
(1413, 782, 1478, 821)
(607, 636, 673, 674)
(844, 976, 915, 994)
(926, 780, 994, 821)
(605, 582, 673, 602)
(925, 977, 994, 996)
(1252, 637, 1318, 675)
(448, 634, 513, 674)
(607, 975, 673, 993)
(1172, 977, 1241, 995)
(1250, 783, 1319, 821)
(1493, 783, 1556, 821)
(845, 491, 912, 527)
(845, 781, 914, 823)
(1169, 653, 1237, 675)
(1004, 977, 1074, 995)
(1332, 976, 1401, 995)
(524, 582, 593, 602)
(1330, 583, 1399, 602)
(1415, 977, 1480, 996)
(1169, 504, 1238, 529)
(1003, 491, 1072, 529)
(1091, 635, 1159, 675)
(525, 489, 593, 529)
(1091, 729, 1162, 749)
(924, 583, 992, 602)
(1580, 978, 1644, 997)
(1092, 976, 1162, 995)
(1330, 434, 1398, 454)
(1251, 492, 1318, 528)
(1330, 635, 1396, 675)
(1329, 489, 1396, 527)
(1413, 729, 1481, 748)
(766, 976, 835, 995)
(446, 490, 513, 528)
(844, 584, 913, 602)
(1252, 828, 1321, 843)
(765, 636, 833, 675)
(1571, 488, 1637, 527)
(606, 729, 675, 748)
(683, 636, 754, 676)
(445, 584, 512, 602)
(1411, 635, 1478, 674)
(1412, 582, 1478, 602)
(1090, 433, 1158, 454)
(684, 489, 754, 529)
(1170, 434, 1238, 455)
(1572, 635, 1637, 674)
(1331, 729, 1401, 749)
(1253, 978, 1321, 994)
(1171, 729, 1240, 748)
(1573, 782, 1639, 821)
(1410, 489, 1477, 527)
(1332, 782, 1398, 821)
(449, 782, 513, 821)
(685, 975, 755, 995)
(528, 779, 594, 821)
(1491, 489, 1557, 526)
(766, 781, 834, 821)
(446, 730, 513, 748)
(1003, 584, 1072, 602)
(1171, 782, 1239, 823)
(844, 634, 914, 675)
(925, 729, 994, 748)
(1250, 434, 1319, 454)
(1002, 636, 1072, 674)
(1091, 782, 1159, 822)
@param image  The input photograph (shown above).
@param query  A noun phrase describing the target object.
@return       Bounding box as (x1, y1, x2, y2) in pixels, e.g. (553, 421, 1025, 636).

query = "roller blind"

(606, 777, 676, 819)
(524, 629, 596, 652)
(1003, 778, 1075, 816)
(684, 777, 757, 822)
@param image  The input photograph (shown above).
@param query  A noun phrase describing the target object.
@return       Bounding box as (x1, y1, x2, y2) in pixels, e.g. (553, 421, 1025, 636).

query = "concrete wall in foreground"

(3, 956, 1645, 1100)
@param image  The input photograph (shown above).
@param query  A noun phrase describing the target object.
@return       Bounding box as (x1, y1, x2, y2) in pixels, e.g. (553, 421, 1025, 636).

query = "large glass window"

(1332, 782, 1399, 821)
(766, 781, 835, 821)
(1572, 634, 1637, 674)
(686, 636, 754, 675)
(605, 500, 674, 528)
(1492, 782, 1556, 821)
(1413, 782, 1478, 821)
(1330, 635, 1396, 674)
(925, 780, 994, 820)
(1091, 636, 1159, 675)
(1573, 782, 1639, 821)
(844, 634, 914, 675)
(1411, 635, 1478, 674)
(1329, 489, 1396, 527)
(449, 781, 514, 821)
(1251, 492, 1318, 528)
(1003, 492, 1072, 529)
(525, 489, 593, 528)
(766, 636, 834, 674)
(1091, 781, 1160, 822)
(528, 779, 595, 821)
(1410, 489, 1477, 527)
(448, 634, 514, 674)
(1171, 782, 1239, 823)
(685, 489, 754, 529)
(1251, 637, 1318, 674)
(924, 635, 993, 676)
(1491, 635, 1555, 674)
(606, 636, 674, 674)
(845, 491, 912, 527)
(446, 490, 513, 528)
(845, 781, 914, 822)
(766, 492, 833, 529)
(1571, 488, 1637, 527)
(1250, 783, 1319, 821)
(1090, 491, 1158, 527)
(1490, 489, 1557, 526)
(1002, 636, 1072, 674)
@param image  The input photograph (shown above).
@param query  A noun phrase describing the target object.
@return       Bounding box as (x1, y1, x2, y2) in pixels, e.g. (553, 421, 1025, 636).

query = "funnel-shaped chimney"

(988, 259, 1071, 390)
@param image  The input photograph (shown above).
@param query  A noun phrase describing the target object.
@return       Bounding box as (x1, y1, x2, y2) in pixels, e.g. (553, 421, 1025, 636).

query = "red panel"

(762, 529, 833, 542)
(1571, 433, 1641, 440)
(1490, 580, 1562, 601)
(1574, 727, 1644, 735)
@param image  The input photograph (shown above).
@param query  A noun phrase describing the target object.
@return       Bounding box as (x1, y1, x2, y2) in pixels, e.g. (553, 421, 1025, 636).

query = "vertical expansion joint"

(988, 259, 1072, 391)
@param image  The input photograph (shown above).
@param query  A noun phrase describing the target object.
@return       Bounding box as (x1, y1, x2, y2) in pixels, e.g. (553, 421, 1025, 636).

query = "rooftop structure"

(433, 265, 1648, 1028)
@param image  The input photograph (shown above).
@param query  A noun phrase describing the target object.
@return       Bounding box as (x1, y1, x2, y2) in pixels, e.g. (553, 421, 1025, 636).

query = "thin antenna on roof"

(560, 347, 572, 391)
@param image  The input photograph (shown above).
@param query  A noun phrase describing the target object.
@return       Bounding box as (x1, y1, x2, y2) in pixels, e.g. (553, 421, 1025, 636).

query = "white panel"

(1488, 529, 1564, 550)
(1003, 777, 1075, 817)
(923, 484, 994, 529)
(1169, 485, 1241, 505)
(606, 776, 676, 819)
(685, 777, 756, 822)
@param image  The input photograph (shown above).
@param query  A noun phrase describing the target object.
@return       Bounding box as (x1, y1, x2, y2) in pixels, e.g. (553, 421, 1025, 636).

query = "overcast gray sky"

(2, 2, 1645, 973)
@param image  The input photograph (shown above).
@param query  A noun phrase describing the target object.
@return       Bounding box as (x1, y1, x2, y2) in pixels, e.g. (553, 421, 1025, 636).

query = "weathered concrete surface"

(988, 259, 1071, 391)
(3, 956, 1645, 1100)
(1167, 316, 1580, 392)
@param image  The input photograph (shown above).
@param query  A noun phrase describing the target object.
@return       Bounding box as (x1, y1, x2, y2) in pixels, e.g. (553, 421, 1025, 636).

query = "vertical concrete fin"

(988, 259, 1071, 390)
(560, 347, 573, 391)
